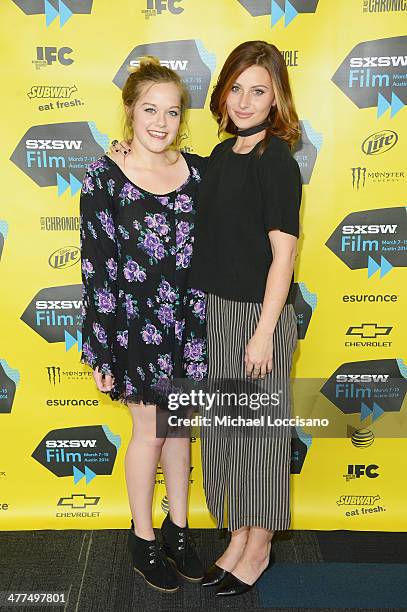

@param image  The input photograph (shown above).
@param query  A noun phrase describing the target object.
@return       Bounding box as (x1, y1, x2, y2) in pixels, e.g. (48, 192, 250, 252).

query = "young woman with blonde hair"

(80, 56, 207, 593)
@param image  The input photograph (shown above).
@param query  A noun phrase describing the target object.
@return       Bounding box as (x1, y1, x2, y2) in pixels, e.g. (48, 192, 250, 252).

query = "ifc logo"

(49, 246, 80, 269)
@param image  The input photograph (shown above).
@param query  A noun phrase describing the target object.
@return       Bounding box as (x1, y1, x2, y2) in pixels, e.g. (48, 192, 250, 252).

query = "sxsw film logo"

(0, 220, 8, 261)
(325, 207, 407, 278)
(10, 122, 108, 196)
(113, 40, 216, 109)
(345, 323, 393, 348)
(350, 166, 405, 189)
(32, 425, 121, 484)
(344, 464, 379, 481)
(320, 358, 407, 421)
(0, 360, 20, 415)
(332, 36, 406, 118)
(287, 282, 317, 339)
(12, 0, 93, 27)
(362, 130, 398, 155)
(20, 285, 83, 352)
(48, 246, 80, 269)
(33, 47, 74, 70)
(141, 0, 184, 18)
(236, 0, 319, 27)
(293, 120, 323, 184)
(362, 0, 406, 12)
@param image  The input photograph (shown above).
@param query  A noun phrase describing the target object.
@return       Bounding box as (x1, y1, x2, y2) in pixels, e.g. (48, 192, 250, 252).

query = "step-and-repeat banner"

(1, 0, 406, 531)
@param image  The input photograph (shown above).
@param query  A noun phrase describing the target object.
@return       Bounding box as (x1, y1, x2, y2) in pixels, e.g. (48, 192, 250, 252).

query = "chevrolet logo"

(57, 494, 100, 509)
(346, 323, 392, 338)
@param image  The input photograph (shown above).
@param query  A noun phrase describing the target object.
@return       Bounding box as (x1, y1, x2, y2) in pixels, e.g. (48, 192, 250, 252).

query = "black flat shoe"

(215, 552, 276, 597)
(201, 563, 229, 587)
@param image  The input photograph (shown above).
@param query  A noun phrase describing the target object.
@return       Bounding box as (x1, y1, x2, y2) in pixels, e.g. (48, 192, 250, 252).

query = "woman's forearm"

(255, 248, 296, 336)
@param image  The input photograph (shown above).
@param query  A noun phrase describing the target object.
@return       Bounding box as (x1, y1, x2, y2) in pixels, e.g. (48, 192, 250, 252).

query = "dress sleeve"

(79, 162, 118, 375)
(260, 148, 302, 238)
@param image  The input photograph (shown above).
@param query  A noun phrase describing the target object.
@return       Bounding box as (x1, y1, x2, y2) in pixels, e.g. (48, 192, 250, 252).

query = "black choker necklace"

(237, 120, 270, 137)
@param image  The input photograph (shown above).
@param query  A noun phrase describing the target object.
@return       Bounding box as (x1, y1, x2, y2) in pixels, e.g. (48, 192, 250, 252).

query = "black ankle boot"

(161, 513, 204, 581)
(128, 520, 179, 592)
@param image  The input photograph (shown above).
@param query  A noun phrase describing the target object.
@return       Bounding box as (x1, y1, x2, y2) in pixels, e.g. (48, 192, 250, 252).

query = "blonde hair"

(210, 41, 300, 153)
(122, 55, 189, 147)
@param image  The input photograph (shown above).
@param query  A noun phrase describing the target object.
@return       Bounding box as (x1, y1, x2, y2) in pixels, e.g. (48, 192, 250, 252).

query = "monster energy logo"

(47, 366, 61, 384)
(351, 167, 367, 189)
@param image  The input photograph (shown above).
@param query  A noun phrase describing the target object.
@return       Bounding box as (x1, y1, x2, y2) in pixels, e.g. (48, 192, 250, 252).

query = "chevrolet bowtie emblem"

(346, 323, 392, 339)
(57, 494, 100, 509)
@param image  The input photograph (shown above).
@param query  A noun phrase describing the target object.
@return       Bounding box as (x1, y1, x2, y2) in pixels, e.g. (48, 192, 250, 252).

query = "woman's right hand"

(93, 367, 115, 393)
(109, 139, 131, 157)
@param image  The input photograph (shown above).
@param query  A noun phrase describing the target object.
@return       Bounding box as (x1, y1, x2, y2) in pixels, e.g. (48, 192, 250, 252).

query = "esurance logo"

(362, 130, 398, 155)
(293, 120, 322, 184)
(288, 282, 317, 339)
(113, 40, 216, 109)
(332, 36, 406, 118)
(20, 285, 83, 351)
(320, 358, 407, 419)
(0, 360, 20, 415)
(236, 0, 319, 27)
(32, 426, 121, 483)
(10, 122, 108, 196)
(12, 0, 93, 27)
(325, 207, 406, 278)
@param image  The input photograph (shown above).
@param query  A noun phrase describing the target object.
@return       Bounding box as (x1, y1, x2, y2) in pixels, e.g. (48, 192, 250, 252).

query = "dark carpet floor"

(0, 528, 406, 611)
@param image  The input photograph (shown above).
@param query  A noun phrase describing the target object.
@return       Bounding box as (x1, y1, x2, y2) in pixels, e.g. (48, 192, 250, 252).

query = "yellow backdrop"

(1, 0, 406, 531)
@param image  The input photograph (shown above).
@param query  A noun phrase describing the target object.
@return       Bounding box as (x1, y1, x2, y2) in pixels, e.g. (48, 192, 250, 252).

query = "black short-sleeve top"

(188, 134, 302, 303)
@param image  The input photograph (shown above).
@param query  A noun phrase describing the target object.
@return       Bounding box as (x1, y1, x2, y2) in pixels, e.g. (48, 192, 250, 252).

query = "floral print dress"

(79, 154, 207, 408)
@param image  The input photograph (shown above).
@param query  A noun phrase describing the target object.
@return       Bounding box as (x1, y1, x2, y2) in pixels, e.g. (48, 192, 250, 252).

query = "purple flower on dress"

(119, 182, 142, 204)
(123, 257, 147, 283)
(157, 279, 177, 303)
(175, 193, 193, 213)
(175, 319, 185, 342)
(124, 374, 136, 396)
(141, 323, 162, 345)
(106, 258, 117, 281)
(145, 213, 170, 236)
(183, 337, 205, 361)
(192, 299, 206, 321)
(82, 341, 97, 366)
(118, 225, 130, 240)
(156, 195, 172, 209)
(122, 293, 139, 320)
(88, 158, 107, 172)
(82, 259, 94, 280)
(116, 330, 128, 348)
(138, 230, 166, 263)
(137, 366, 146, 381)
(92, 322, 108, 346)
(176, 220, 192, 248)
(158, 353, 173, 376)
(191, 166, 201, 182)
(97, 210, 116, 241)
(186, 362, 207, 380)
(82, 175, 94, 195)
(94, 286, 116, 314)
(107, 178, 115, 196)
(87, 221, 97, 239)
(157, 304, 175, 327)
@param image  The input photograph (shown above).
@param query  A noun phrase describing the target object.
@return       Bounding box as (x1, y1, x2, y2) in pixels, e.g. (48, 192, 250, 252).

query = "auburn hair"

(122, 55, 189, 147)
(210, 41, 300, 154)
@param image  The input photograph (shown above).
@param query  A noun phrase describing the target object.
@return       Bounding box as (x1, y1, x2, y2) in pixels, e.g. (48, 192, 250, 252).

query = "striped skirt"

(200, 293, 298, 532)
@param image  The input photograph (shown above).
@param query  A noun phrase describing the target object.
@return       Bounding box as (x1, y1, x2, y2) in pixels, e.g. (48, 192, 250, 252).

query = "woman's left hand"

(244, 332, 273, 379)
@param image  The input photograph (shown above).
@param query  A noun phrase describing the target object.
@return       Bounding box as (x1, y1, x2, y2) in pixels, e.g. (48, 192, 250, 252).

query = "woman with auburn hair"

(189, 40, 302, 596)
(111, 40, 302, 597)
(80, 56, 207, 593)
